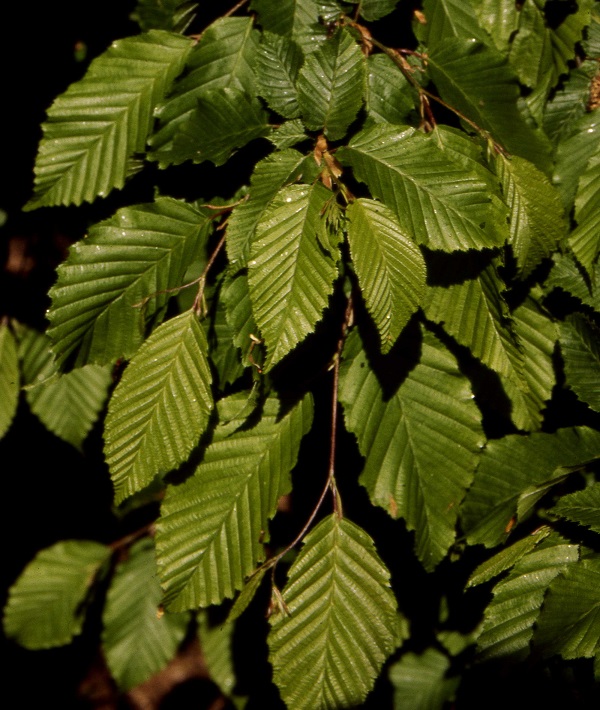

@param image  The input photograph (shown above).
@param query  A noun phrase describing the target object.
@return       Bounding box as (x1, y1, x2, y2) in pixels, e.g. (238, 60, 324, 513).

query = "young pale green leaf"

(226, 149, 308, 268)
(169, 88, 270, 166)
(47, 198, 213, 368)
(104, 310, 214, 505)
(535, 555, 600, 660)
(461, 427, 600, 548)
(150, 17, 259, 161)
(495, 154, 567, 278)
(250, 0, 328, 52)
(268, 515, 403, 710)
(476, 536, 579, 661)
(545, 252, 600, 314)
(131, 0, 197, 32)
(389, 648, 459, 710)
(365, 54, 415, 126)
(0, 325, 18, 439)
(26, 31, 191, 209)
(339, 326, 485, 570)
(472, 0, 519, 51)
(339, 125, 506, 251)
(248, 182, 338, 370)
(198, 612, 247, 705)
(569, 153, 600, 276)
(426, 38, 552, 173)
(256, 32, 303, 119)
(560, 315, 600, 412)
(552, 484, 600, 535)
(467, 526, 552, 587)
(297, 28, 365, 141)
(155, 394, 313, 610)
(3, 541, 111, 649)
(417, 0, 489, 48)
(102, 539, 189, 691)
(347, 199, 426, 353)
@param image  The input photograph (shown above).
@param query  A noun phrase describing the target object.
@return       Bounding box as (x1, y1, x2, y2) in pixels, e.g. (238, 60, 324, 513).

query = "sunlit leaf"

(257, 32, 303, 119)
(418, 0, 488, 48)
(569, 153, 600, 277)
(0, 324, 18, 439)
(365, 54, 415, 126)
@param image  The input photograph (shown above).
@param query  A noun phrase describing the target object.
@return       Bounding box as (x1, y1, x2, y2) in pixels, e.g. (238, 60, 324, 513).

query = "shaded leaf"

(268, 119, 308, 149)
(569, 152, 600, 276)
(560, 314, 600, 412)
(250, 0, 328, 52)
(198, 612, 247, 705)
(228, 568, 268, 623)
(355, 0, 399, 22)
(257, 32, 303, 119)
(0, 324, 18, 439)
(222, 270, 261, 367)
(418, 0, 489, 48)
(104, 310, 214, 505)
(131, 0, 197, 32)
(268, 515, 402, 710)
(102, 539, 189, 691)
(545, 252, 600, 313)
(155, 394, 313, 610)
(552, 484, 600, 535)
(3, 541, 111, 649)
(389, 648, 458, 710)
(365, 54, 415, 126)
(543, 62, 597, 144)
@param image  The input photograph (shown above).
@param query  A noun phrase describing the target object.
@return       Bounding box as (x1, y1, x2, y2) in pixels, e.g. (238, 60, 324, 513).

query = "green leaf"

(198, 613, 247, 705)
(268, 515, 402, 710)
(205, 289, 246, 389)
(226, 149, 308, 269)
(389, 648, 459, 710)
(543, 63, 597, 144)
(545, 252, 600, 313)
(155, 394, 313, 610)
(3, 541, 111, 649)
(583, 4, 600, 57)
(131, 0, 197, 32)
(268, 119, 308, 149)
(365, 54, 415, 126)
(569, 152, 600, 276)
(339, 326, 485, 570)
(104, 310, 214, 505)
(339, 125, 506, 251)
(355, 0, 399, 22)
(476, 536, 579, 661)
(26, 31, 191, 209)
(150, 17, 259, 161)
(47, 198, 213, 368)
(552, 483, 600, 535)
(347, 199, 426, 353)
(495, 154, 567, 278)
(535, 555, 600, 659)
(227, 567, 268, 623)
(169, 88, 270, 167)
(102, 539, 189, 691)
(297, 28, 365, 141)
(461, 427, 600, 548)
(418, 0, 489, 48)
(560, 314, 600, 412)
(248, 182, 338, 370)
(257, 32, 303, 119)
(471, 0, 519, 51)
(426, 38, 552, 173)
(222, 270, 261, 367)
(250, 0, 328, 53)
(0, 324, 19, 439)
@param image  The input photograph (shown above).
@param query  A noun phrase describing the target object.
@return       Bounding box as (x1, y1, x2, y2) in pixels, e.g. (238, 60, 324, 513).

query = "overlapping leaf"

(27, 31, 191, 209)
(0, 325, 18, 439)
(569, 153, 600, 276)
(560, 314, 600, 412)
(250, 0, 329, 52)
(339, 125, 506, 251)
(297, 28, 365, 141)
(256, 32, 303, 119)
(472, 0, 519, 51)
(104, 310, 214, 504)
(417, 0, 488, 48)
(552, 484, 600, 535)
(131, 0, 197, 32)
(102, 539, 189, 691)
(248, 182, 338, 370)
(347, 199, 426, 353)
(543, 63, 597, 144)
(461, 427, 600, 548)
(198, 613, 247, 705)
(365, 54, 415, 126)
(47, 198, 213, 368)
(339, 327, 485, 570)
(155, 394, 313, 610)
(545, 252, 600, 313)
(268, 515, 403, 710)
(3, 541, 111, 649)
(222, 270, 261, 366)
(354, 0, 399, 22)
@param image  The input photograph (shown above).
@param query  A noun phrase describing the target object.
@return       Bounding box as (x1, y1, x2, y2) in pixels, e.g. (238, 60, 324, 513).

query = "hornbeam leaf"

(355, 0, 399, 22)
(365, 55, 415, 126)
(248, 182, 338, 370)
(150, 17, 259, 161)
(0, 325, 18, 439)
(535, 556, 600, 659)
(389, 648, 459, 710)
(347, 199, 426, 353)
(569, 153, 600, 276)
(131, 0, 198, 33)
(543, 63, 597, 144)
(198, 612, 247, 705)
(472, 0, 519, 51)
(545, 252, 600, 313)
(47, 198, 213, 368)
(256, 32, 303, 119)
(269, 119, 308, 149)
(339, 327, 485, 570)
(495, 154, 567, 278)
(461, 427, 600, 548)
(3, 541, 111, 649)
(104, 310, 214, 505)
(250, 0, 328, 52)
(418, 0, 489, 48)
(102, 539, 189, 691)
(226, 149, 308, 268)
(426, 38, 552, 173)
(560, 314, 600, 412)
(169, 88, 270, 166)
(222, 270, 261, 367)
(26, 31, 191, 209)
(476, 536, 579, 661)
(339, 125, 506, 251)
(297, 28, 365, 141)
(155, 394, 313, 610)
(552, 483, 600, 535)
(268, 515, 403, 710)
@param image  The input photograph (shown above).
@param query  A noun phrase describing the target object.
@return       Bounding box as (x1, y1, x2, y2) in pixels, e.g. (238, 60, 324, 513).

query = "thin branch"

(193, 232, 227, 316)
(109, 522, 155, 552)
